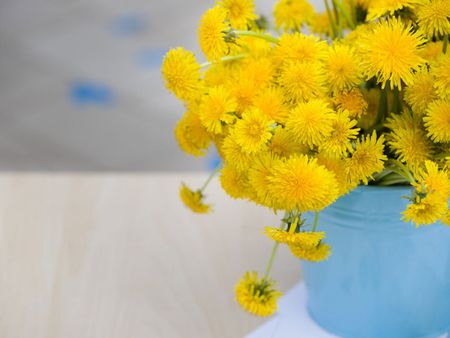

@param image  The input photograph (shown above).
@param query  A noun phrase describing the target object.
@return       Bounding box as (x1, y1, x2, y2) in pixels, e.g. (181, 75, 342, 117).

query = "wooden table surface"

(0, 173, 300, 338)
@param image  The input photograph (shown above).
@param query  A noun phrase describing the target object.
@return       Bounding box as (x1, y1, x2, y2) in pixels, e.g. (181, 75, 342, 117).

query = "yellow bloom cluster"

(163, 0, 450, 317)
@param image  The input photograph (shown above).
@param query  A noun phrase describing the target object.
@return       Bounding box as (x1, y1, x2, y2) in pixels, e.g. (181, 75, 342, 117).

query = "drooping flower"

(273, 0, 315, 32)
(278, 61, 327, 102)
(347, 132, 387, 184)
(234, 109, 274, 154)
(424, 100, 450, 143)
(324, 44, 363, 93)
(416, 0, 450, 38)
(403, 193, 448, 226)
(199, 86, 237, 134)
(198, 6, 231, 61)
(219, 0, 257, 29)
(386, 111, 433, 168)
(179, 183, 211, 213)
(285, 99, 335, 148)
(161, 48, 201, 101)
(288, 242, 331, 262)
(358, 18, 426, 90)
(235, 271, 282, 317)
(268, 154, 339, 211)
(175, 110, 212, 157)
(264, 227, 325, 246)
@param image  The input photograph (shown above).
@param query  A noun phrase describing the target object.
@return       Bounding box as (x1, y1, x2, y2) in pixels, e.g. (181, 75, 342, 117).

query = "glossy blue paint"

(302, 185, 450, 338)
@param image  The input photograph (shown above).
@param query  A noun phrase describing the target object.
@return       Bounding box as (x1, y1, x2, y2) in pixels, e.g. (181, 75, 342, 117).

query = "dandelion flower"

(431, 54, 450, 99)
(220, 164, 252, 199)
(179, 183, 211, 213)
(253, 87, 289, 123)
(279, 61, 326, 102)
(424, 100, 450, 142)
(324, 44, 362, 93)
(285, 99, 335, 148)
(264, 227, 325, 246)
(274, 33, 328, 66)
(386, 111, 433, 168)
(366, 0, 423, 21)
(198, 6, 230, 61)
(268, 154, 339, 211)
(403, 193, 448, 226)
(320, 110, 360, 157)
(288, 242, 331, 262)
(359, 18, 426, 90)
(273, 0, 315, 32)
(221, 133, 255, 172)
(248, 153, 280, 207)
(234, 109, 274, 154)
(161, 48, 201, 101)
(347, 132, 387, 184)
(240, 57, 274, 90)
(235, 271, 282, 317)
(419, 41, 444, 63)
(333, 89, 368, 119)
(199, 86, 237, 134)
(269, 126, 308, 157)
(404, 68, 438, 115)
(417, 160, 450, 197)
(309, 12, 332, 37)
(175, 111, 211, 156)
(231, 77, 259, 114)
(416, 0, 450, 38)
(219, 0, 257, 29)
(317, 154, 357, 195)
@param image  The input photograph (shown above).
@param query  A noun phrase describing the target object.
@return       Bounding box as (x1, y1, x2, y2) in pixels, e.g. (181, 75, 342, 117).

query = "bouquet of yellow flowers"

(162, 0, 450, 318)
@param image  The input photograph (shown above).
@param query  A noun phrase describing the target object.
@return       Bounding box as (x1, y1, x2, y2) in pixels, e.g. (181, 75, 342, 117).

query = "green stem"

(324, 0, 338, 39)
(392, 87, 402, 114)
(263, 242, 279, 280)
(335, 0, 356, 29)
(443, 35, 449, 54)
(311, 211, 319, 232)
(375, 85, 388, 128)
(200, 54, 247, 68)
(232, 30, 279, 44)
(199, 166, 221, 192)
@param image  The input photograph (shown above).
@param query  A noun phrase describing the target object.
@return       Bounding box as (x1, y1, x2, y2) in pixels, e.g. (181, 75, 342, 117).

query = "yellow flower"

(221, 133, 255, 172)
(269, 126, 308, 158)
(264, 227, 325, 246)
(219, 0, 256, 29)
(253, 87, 289, 123)
(198, 6, 230, 61)
(317, 154, 357, 195)
(320, 110, 360, 157)
(235, 271, 282, 317)
(279, 61, 326, 103)
(424, 100, 450, 143)
(288, 242, 331, 262)
(248, 153, 280, 207)
(431, 54, 450, 99)
(359, 18, 426, 90)
(220, 164, 252, 199)
(441, 209, 450, 226)
(333, 89, 368, 119)
(309, 12, 332, 37)
(386, 111, 433, 168)
(240, 57, 275, 90)
(199, 86, 237, 134)
(234, 109, 274, 154)
(347, 132, 387, 184)
(179, 183, 211, 213)
(268, 154, 339, 212)
(403, 192, 448, 226)
(273, 0, 315, 32)
(358, 88, 381, 130)
(161, 48, 201, 101)
(175, 110, 212, 157)
(324, 44, 362, 93)
(285, 99, 335, 148)
(274, 33, 328, 66)
(366, 0, 424, 21)
(419, 41, 444, 63)
(416, 0, 450, 38)
(416, 160, 450, 197)
(404, 68, 438, 116)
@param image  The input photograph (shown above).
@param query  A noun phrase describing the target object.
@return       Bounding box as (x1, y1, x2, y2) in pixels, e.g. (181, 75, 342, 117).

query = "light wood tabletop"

(0, 173, 300, 338)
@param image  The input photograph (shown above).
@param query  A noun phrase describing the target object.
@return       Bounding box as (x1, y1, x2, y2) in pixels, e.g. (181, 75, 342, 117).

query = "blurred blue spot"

(207, 147, 222, 170)
(69, 81, 115, 107)
(135, 48, 168, 69)
(110, 13, 148, 36)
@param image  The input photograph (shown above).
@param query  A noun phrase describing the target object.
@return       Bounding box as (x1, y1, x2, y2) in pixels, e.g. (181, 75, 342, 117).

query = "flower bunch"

(162, 0, 450, 317)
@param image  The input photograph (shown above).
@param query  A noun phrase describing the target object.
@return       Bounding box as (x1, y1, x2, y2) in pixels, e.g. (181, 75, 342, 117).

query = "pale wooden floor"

(0, 173, 300, 338)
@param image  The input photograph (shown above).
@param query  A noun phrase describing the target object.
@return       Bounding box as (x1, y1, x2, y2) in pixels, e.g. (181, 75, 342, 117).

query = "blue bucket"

(302, 185, 450, 338)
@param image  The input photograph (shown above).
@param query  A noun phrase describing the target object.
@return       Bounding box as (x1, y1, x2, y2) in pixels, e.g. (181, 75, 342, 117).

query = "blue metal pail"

(302, 185, 450, 338)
